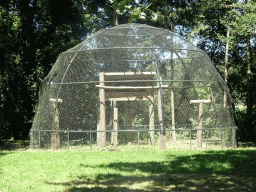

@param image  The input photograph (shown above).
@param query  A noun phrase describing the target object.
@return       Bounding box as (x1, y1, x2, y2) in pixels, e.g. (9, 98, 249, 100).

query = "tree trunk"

(113, 8, 119, 26)
(246, 35, 252, 139)
(223, 30, 229, 125)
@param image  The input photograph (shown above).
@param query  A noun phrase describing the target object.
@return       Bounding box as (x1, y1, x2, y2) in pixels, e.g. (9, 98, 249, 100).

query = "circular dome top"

(46, 23, 214, 85)
(67, 23, 204, 60)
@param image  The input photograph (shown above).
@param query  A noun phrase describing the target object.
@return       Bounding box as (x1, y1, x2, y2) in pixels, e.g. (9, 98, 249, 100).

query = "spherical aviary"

(30, 23, 237, 150)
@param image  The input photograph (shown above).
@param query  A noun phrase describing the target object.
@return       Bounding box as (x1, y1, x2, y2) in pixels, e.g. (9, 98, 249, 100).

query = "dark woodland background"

(0, 0, 255, 143)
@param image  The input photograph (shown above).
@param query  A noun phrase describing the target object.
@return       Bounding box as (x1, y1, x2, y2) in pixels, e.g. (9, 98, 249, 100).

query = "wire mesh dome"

(30, 23, 237, 150)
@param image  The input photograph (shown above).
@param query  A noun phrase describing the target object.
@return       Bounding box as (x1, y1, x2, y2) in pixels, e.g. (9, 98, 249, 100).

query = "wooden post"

(149, 96, 154, 145)
(171, 90, 176, 141)
(126, 101, 132, 142)
(113, 108, 118, 150)
(49, 98, 63, 150)
(158, 77, 166, 149)
(198, 102, 203, 148)
(97, 72, 106, 148)
(170, 36, 176, 141)
(110, 101, 116, 144)
(190, 100, 211, 148)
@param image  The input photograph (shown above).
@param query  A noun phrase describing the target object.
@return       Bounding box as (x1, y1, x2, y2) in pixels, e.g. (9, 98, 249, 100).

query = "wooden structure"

(190, 100, 211, 148)
(113, 108, 118, 150)
(96, 72, 167, 149)
(49, 98, 63, 150)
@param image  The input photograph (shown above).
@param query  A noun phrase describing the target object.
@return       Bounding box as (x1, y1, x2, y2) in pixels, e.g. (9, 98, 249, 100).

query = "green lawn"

(0, 145, 256, 191)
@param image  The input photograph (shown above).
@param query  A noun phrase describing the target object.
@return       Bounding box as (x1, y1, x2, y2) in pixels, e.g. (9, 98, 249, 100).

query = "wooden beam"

(104, 72, 156, 76)
(105, 92, 153, 101)
(190, 100, 211, 104)
(49, 98, 63, 103)
(95, 85, 168, 89)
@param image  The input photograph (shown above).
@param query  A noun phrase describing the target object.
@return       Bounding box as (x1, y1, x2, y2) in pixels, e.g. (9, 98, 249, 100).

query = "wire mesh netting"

(30, 23, 237, 150)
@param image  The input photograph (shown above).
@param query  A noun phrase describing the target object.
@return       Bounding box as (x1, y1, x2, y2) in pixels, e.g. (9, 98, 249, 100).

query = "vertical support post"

(50, 98, 62, 150)
(158, 77, 166, 150)
(126, 101, 132, 142)
(113, 108, 118, 150)
(51, 108, 60, 150)
(170, 39, 176, 141)
(67, 131, 70, 149)
(171, 90, 176, 141)
(198, 102, 203, 148)
(231, 127, 236, 149)
(190, 100, 211, 149)
(222, 127, 224, 150)
(30, 130, 34, 149)
(206, 129, 208, 149)
(90, 131, 92, 150)
(39, 131, 41, 149)
(110, 101, 116, 144)
(138, 130, 140, 149)
(190, 129, 192, 149)
(97, 72, 106, 149)
(149, 96, 155, 145)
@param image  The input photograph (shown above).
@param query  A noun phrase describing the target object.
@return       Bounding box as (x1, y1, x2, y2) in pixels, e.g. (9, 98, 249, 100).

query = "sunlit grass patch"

(0, 148, 256, 191)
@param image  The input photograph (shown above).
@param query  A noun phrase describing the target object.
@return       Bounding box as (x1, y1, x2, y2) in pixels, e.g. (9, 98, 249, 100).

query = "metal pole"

(214, 129, 216, 146)
(231, 127, 236, 149)
(190, 129, 192, 149)
(222, 127, 224, 150)
(67, 131, 70, 149)
(39, 131, 41, 149)
(206, 130, 208, 149)
(90, 131, 92, 150)
(113, 108, 118, 150)
(30, 130, 34, 149)
(138, 130, 140, 149)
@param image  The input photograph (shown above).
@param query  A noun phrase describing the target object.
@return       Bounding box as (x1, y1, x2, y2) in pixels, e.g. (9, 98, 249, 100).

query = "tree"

(190, 0, 256, 142)
(0, 0, 101, 140)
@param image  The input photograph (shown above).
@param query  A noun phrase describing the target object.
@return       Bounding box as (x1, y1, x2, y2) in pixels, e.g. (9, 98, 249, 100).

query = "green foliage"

(0, 0, 101, 140)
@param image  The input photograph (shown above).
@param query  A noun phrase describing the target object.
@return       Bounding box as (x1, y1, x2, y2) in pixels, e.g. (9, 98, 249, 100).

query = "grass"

(0, 141, 256, 191)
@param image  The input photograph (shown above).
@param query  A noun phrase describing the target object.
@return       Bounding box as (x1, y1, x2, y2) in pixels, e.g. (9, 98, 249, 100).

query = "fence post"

(67, 131, 70, 149)
(149, 97, 155, 145)
(30, 130, 34, 149)
(231, 127, 236, 149)
(190, 129, 192, 149)
(38, 131, 40, 149)
(113, 108, 118, 150)
(90, 131, 92, 150)
(222, 127, 224, 150)
(138, 130, 140, 149)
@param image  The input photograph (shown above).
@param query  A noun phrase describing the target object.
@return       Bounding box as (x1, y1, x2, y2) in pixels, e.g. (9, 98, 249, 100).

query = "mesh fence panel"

(31, 24, 237, 150)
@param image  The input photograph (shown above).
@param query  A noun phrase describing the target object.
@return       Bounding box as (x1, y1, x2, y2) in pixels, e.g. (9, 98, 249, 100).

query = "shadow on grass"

(0, 139, 29, 151)
(0, 151, 11, 157)
(47, 150, 256, 191)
